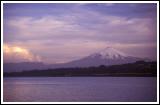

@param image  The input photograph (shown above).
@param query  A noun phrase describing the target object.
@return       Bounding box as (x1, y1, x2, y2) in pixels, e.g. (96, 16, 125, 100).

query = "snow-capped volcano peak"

(91, 47, 128, 59)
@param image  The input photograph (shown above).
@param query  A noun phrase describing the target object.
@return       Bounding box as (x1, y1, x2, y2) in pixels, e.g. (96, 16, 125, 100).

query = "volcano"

(4, 47, 146, 72)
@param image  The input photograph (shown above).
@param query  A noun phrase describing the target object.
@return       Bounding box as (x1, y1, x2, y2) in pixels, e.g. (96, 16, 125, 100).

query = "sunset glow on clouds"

(3, 44, 42, 63)
(3, 3, 157, 63)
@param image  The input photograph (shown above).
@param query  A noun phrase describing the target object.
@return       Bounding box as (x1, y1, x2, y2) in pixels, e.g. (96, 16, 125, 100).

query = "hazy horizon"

(3, 3, 157, 64)
(3, 46, 157, 65)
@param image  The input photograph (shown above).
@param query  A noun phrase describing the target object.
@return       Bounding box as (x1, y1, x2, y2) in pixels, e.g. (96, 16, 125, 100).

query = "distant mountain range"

(4, 47, 148, 72)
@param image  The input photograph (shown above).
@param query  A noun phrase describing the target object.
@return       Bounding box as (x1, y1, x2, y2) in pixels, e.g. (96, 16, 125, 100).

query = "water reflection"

(3, 77, 157, 102)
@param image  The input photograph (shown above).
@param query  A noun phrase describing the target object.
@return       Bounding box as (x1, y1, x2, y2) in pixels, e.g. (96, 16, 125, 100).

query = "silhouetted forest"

(4, 61, 157, 77)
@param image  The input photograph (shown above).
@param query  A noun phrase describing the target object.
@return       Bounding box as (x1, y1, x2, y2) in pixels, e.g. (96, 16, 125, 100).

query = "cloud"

(6, 39, 156, 63)
(4, 9, 155, 43)
(3, 44, 42, 63)
(98, 3, 115, 7)
(3, 4, 157, 63)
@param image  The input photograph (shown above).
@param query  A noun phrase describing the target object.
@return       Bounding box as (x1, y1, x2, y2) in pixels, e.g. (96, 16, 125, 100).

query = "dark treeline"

(4, 61, 157, 77)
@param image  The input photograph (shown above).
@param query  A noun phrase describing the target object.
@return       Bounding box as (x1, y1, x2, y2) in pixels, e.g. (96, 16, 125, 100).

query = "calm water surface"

(3, 77, 157, 102)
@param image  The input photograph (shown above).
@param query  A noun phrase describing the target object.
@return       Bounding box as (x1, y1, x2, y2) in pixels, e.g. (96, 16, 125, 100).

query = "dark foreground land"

(4, 61, 157, 77)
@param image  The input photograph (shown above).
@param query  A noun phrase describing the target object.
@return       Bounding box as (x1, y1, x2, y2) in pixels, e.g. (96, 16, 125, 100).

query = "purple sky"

(3, 3, 157, 63)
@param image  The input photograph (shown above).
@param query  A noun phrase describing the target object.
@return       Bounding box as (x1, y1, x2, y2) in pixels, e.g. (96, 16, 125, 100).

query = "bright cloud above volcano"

(3, 44, 42, 63)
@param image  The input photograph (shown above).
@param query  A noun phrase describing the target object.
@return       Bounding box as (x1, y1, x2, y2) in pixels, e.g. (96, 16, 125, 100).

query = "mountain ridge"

(3, 47, 149, 72)
(4, 61, 157, 77)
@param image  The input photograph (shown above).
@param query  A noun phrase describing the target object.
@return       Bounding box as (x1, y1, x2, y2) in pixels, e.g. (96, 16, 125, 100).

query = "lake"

(3, 77, 157, 102)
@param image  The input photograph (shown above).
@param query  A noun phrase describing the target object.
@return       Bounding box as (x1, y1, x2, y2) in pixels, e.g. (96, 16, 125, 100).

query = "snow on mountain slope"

(65, 47, 143, 67)
(100, 47, 128, 59)
(90, 47, 128, 59)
